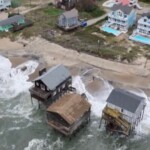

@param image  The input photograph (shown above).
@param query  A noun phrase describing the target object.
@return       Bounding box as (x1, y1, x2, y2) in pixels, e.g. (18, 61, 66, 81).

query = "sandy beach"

(0, 37, 150, 95)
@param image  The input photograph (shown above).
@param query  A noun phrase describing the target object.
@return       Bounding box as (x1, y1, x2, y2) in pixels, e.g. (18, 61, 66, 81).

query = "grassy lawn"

(43, 7, 64, 16)
(0, 5, 146, 63)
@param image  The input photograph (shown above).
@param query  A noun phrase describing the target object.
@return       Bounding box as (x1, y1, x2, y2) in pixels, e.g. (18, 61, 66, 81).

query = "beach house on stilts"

(100, 88, 146, 135)
(29, 64, 72, 106)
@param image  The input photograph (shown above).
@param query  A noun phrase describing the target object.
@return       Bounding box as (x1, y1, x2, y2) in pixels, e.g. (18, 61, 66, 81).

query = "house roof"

(111, 4, 133, 15)
(142, 13, 150, 19)
(62, 8, 78, 18)
(107, 88, 145, 113)
(0, 15, 25, 27)
(34, 64, 71, 90)
(47, 93, 91, 125)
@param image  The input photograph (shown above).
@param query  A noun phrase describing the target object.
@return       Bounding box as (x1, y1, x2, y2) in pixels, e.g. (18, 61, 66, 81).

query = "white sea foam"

(72, 76, 113, 116)
(0, 55, 38, 99)
(72, 75, 150, 136)
(24, 138, 63, 150)
(24, 139, 46, 150)
(130, 89, 150, 136)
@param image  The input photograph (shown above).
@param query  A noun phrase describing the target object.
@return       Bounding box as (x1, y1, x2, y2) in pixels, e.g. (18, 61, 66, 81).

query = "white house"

(106, 88, 146, 128)
(136, 13, 150, 38)
(100, 88, 146, 135)
(129, 13, 150, 45)
(0, 0, 11, 10)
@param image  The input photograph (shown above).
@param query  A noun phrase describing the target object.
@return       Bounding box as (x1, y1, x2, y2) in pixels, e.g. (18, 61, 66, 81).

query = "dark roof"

(34, 64, 71, 90)
(111, 4, 133, 15)
(107, 88, 145, 113)
(0, 15, 25, 27)
(47, 93, 91, 125)
(142, 13, 150, 19)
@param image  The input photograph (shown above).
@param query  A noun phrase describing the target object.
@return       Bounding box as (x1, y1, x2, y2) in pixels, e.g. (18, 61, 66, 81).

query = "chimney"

(39, 68, 47, 76)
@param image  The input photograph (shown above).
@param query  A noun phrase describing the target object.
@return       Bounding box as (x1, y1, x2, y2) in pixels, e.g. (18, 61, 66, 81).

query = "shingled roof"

(0, 15, 25, 27)
(34, 64, 71, 90)
(111, 4, 133, 15)
(107, 88, 145, 113)
(62, 8, 78, 18)
(47, 93, 91, 125)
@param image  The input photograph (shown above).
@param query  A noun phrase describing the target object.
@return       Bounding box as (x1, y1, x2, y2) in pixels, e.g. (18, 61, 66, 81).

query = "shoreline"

(0, 37, 150, 95)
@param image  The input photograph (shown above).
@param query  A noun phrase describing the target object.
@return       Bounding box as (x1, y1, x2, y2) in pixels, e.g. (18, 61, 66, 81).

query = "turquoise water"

(132, 35, 150, 45)
(101, 27, 121, 36)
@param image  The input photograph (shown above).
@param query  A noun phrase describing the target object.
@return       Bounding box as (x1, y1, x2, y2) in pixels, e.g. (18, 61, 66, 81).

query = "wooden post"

(38, 100, 40, 109)
(99, 117, 103, 128)
(31, 96, 33, 106)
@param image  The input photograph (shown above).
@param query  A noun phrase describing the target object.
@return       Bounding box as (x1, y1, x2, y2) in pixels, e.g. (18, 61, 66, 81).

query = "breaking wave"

(72, 75, 150, 136)
(0, 55, 38, 99)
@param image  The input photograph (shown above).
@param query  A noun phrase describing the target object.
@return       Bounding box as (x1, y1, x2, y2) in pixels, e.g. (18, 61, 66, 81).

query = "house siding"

(127, 11, 136, 28)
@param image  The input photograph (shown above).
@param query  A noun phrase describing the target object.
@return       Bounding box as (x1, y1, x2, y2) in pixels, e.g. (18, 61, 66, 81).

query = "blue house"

(101, 3, 137, 36)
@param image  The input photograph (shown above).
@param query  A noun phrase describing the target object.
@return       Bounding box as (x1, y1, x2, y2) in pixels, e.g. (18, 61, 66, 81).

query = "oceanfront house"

(101, 3, 137, 36)
(129, 13, 150, 45)
(29, 65, 72, 105)
(0, 15, 25, 32)
(100, 88, 146, 136)
(55, 0, 77, 10)
(0, 0, 11, 10)
(47, 93, 91, 136)
(57, 8, 80, 31)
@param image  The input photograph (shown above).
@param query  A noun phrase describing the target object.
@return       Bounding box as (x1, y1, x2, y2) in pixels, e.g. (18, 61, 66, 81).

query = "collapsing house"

(57, 8, 80, 31)
(100, 88, 146, 135)
(101, 2, 137, 36)
(129, 13, 150, 45)
(29, 64, 72, 105)
(47, 93, 91, 136)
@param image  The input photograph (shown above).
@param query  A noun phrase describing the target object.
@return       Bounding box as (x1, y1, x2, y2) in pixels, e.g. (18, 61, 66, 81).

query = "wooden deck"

(29, 86, 51, 101)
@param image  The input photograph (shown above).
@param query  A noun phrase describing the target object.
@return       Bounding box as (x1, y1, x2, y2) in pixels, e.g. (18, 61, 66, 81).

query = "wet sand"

(0, 37, 150, 95)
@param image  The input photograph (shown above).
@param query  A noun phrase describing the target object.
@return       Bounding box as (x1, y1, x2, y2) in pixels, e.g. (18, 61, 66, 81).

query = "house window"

(36, 82, 39, 87)
(40, 84, 45, 91)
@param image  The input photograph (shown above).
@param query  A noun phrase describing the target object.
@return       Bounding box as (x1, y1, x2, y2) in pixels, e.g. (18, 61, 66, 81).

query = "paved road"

(86, 14, 107, 27)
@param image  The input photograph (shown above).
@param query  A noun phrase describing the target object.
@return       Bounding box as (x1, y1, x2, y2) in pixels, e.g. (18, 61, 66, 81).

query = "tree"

(76, 0, 97, 12)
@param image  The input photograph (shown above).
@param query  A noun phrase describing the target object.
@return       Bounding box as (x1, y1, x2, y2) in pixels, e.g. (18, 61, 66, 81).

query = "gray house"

(100, 88, 146, 135)
(57, 8, 79, 30)
(29, 64, 72, 104)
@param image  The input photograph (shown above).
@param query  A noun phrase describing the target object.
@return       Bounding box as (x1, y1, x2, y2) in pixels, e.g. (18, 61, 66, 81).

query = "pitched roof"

(34, 64, 71, 90)
(111, 4, 133, 15)
(47, 93, 91, 125)
(107, 88, 145, 113)
(0, 15, 25, 27)
(62, 8, 78, 18)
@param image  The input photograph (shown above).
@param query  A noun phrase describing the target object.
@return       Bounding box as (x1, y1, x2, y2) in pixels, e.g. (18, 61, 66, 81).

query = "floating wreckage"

(29, 64, 91, 136)
(100, 88, 146, 135)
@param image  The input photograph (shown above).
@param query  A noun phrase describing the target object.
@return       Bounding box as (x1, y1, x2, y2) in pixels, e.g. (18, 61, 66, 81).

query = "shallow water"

(0, 56, 150, 150)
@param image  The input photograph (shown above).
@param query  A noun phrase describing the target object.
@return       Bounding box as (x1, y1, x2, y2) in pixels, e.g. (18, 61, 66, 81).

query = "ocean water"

(0, 55, 150, 150)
